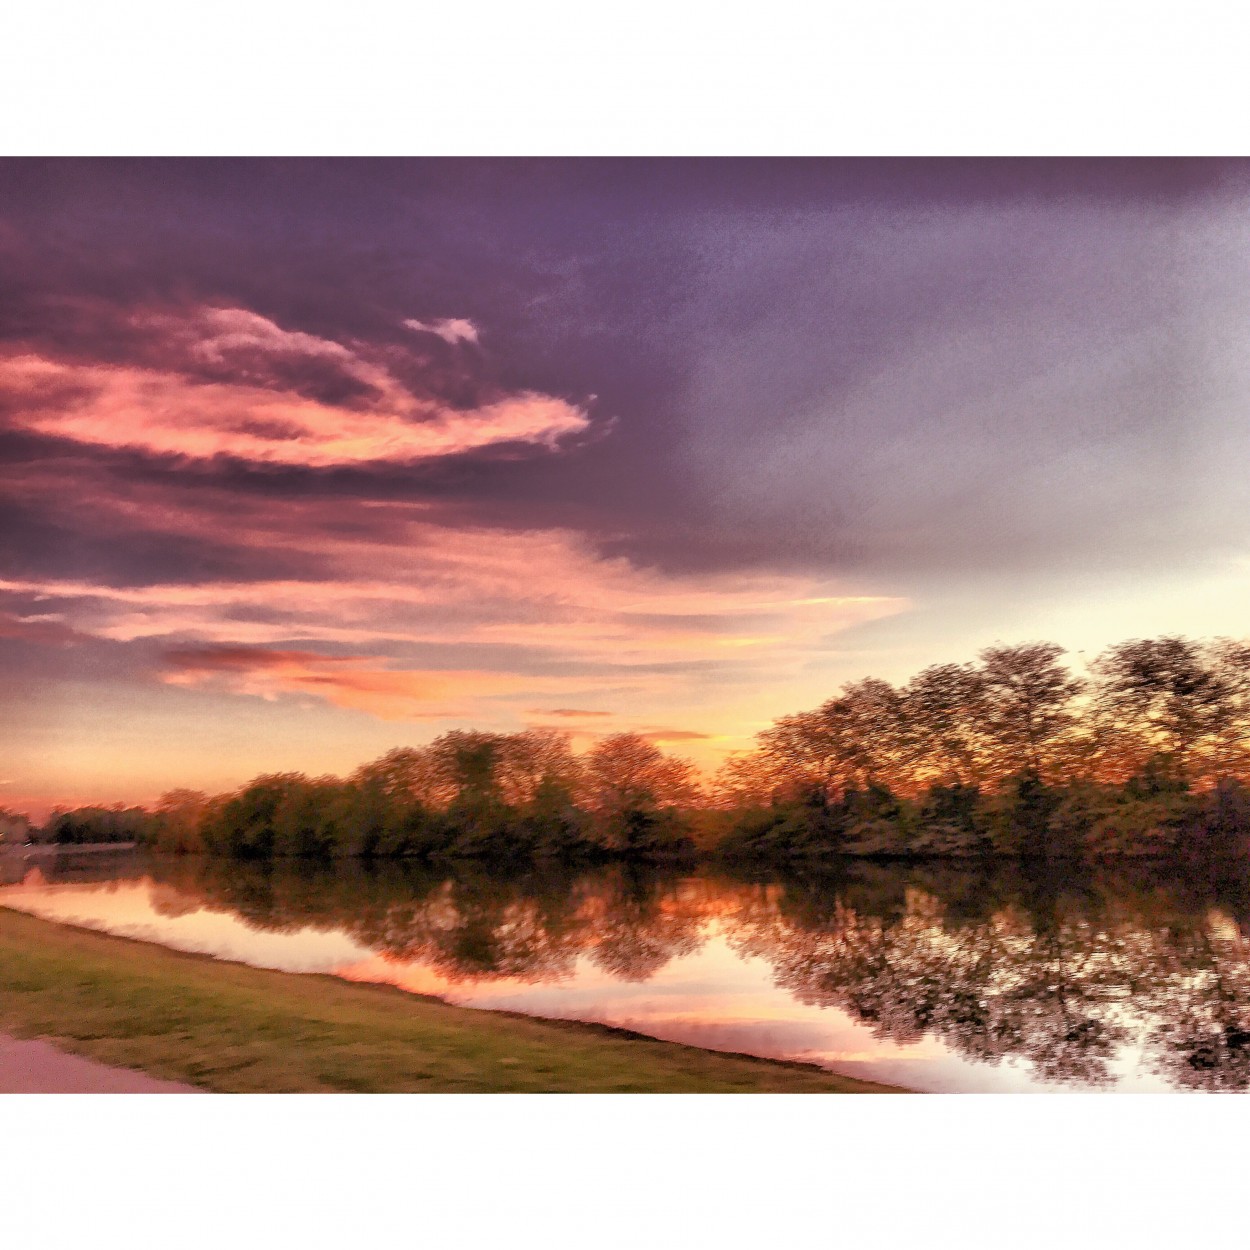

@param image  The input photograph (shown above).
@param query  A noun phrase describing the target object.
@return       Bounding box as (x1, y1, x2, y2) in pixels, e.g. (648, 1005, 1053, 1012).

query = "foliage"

(124, 730, 698, 863)
(43, 804, 157, 846)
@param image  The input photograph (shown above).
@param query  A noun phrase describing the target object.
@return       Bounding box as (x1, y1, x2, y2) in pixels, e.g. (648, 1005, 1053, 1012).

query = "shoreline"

(0, 907, 908, 1094)
(1, 842, 138, 856)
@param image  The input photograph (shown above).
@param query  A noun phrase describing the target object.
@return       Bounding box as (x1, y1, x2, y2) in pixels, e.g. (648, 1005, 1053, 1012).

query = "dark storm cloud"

(11, 159, 1250, 806)
(5, 157, 1250, 602)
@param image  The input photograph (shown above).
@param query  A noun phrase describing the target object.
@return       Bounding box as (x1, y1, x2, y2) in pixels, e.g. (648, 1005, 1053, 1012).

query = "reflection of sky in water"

(0, 868, 1180, 1093)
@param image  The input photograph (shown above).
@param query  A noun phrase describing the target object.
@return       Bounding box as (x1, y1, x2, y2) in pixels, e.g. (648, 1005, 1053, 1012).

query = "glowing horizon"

(4, 159, 1250, 819)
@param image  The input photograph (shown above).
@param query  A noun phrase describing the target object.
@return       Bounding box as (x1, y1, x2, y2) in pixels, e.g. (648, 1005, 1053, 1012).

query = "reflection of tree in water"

(148, 881, 201, 918)
(132, 855, 1250, 1089)
(367, 870, 593, 983)
(727, 885, 1058, 1072)
(147, 856, 596, 984)
(582, 867, 708, 982)
(144, 858, 714, 986)
(721, 862, 1250, 1090)
(1136, 915, 1250, 1091)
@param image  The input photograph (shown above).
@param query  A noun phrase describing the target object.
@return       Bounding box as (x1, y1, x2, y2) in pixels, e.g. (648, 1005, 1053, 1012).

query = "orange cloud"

(161, 645, 597, 720)
(638, 728, 714, 743)
(0, 434, 910, 762)
(0, 552, 904, 666)
(527, 708, 614, 718)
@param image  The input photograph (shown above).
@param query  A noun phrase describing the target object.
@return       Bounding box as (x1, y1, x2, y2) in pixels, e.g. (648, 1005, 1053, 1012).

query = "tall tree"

(350, 746, 455, 807)
(903, 662, 992, 786)
(1090, 637, 1236, 780)
(581, 733, 700, 852)
(978, 642, 1084, 778)
(755, 708, 850, 800)
(496, 729, 582, 809)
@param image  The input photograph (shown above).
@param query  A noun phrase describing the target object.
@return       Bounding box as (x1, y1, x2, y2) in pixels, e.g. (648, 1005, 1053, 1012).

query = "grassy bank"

(0, 909, 903, 1093)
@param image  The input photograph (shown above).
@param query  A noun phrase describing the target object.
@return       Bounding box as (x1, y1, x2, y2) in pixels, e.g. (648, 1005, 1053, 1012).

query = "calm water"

(5, 848, 1250, 1092)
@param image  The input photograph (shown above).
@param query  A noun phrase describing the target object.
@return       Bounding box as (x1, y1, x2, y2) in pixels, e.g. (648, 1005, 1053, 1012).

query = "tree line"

(30, 633, 1250, 864)
(714, 635, 1250, 863)
(127, 730, 702, 861)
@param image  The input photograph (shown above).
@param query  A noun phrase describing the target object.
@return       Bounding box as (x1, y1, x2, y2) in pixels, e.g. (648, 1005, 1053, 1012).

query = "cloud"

(527, 708, 614, 718)
(0, 487, 908, 760)
(0, 525, 904, 667)
(0, 306, 588, 468)
(161, 645, 592, 720)
(0, 611, 87, 646)
(403, 317, 480, 345)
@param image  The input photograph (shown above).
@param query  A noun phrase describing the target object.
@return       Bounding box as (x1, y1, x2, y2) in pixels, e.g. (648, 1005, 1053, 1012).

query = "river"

(4, 848, 1249, 1092)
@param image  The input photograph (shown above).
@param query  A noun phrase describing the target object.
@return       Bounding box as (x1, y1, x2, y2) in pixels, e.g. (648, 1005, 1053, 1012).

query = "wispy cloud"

(161, 645, 593, 720)
(528, 708, 614, 719)
(0, 307, 586, 468)
(0, 611, 88, 646)
(403, 316, 480, 345)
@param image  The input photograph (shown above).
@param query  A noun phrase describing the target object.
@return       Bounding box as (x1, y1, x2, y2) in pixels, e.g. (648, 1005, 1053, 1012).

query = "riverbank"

(0, 908, 905, 1093)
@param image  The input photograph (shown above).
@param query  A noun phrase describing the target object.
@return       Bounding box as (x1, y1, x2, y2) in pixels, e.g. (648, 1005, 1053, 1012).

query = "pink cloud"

(0, 306, 588, 467)
(161, 644, 590, 720)
(0, 422, 909, 759)
(0, 611, 87, 646)
(403, 316, 480, 345)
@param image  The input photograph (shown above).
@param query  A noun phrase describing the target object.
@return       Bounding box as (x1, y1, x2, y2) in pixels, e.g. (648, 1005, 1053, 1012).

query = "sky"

(3, 158, 1250, 816)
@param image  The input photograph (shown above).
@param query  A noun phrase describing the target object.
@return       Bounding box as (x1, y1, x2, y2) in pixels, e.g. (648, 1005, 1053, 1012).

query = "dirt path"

(0, 1032, 201, 1093)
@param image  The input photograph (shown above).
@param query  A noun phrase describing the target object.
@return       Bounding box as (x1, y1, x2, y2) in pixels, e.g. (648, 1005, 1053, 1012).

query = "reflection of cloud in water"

(1, 880, 375, 973)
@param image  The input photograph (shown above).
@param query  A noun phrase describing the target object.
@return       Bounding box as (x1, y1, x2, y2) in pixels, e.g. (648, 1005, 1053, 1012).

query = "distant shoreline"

(0, 842, 137, 856)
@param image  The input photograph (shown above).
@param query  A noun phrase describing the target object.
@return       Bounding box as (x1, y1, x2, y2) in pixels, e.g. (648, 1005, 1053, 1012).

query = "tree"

(903, 663, 992, 787)
(496, 729, 582, 810)
(434, 731, 507, 808)
(1207, 639, 1250, 780)
(153, 789, 211, 853)
(350, 746, 455, 807)
(0, 806, 33, 846)
(833, 678, 912, 792)
(979, 642, 1084, 779)
(581, 733, 700, 854)
(755, 708, 850, 801)
(1091, 637, 1238, 783)
(209, 774, 308, 857)
(711, 749, 794, 809)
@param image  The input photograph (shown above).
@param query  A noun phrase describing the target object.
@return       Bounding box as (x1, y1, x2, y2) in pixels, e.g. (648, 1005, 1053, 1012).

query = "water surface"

(4, 849, 1249, 1092)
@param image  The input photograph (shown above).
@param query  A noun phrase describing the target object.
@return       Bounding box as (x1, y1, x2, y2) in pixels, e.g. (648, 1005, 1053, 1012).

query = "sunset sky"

(4, 158, 1250, 816)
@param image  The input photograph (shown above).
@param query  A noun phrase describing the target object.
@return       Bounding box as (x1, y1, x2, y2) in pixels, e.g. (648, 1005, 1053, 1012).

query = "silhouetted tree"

(904, 663, 992, 787)
(979, 642, 1084, 778)
(1091, 637, 1237, 782)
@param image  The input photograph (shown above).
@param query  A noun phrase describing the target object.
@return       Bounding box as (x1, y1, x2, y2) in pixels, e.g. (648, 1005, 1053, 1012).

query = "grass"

(0, 908, 906, 1093)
